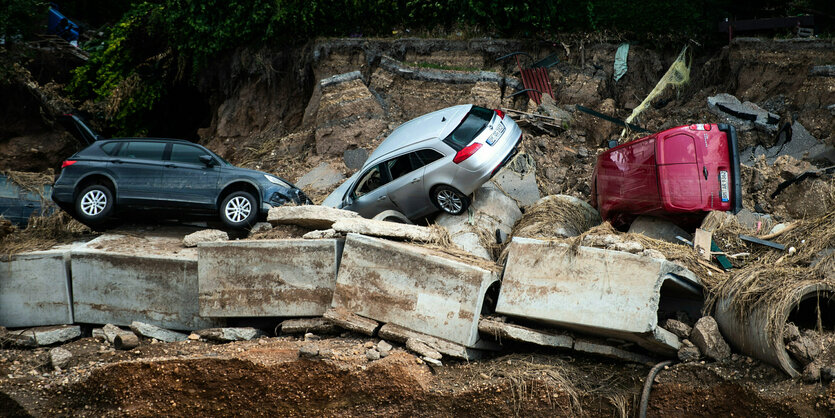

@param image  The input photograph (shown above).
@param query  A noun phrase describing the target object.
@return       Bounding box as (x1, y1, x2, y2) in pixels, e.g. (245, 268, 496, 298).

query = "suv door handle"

(377, 196, 387, 201)
(410, 177, 420, 184)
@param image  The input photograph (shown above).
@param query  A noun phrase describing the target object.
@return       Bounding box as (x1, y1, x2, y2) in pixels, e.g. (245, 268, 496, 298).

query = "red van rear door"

(690, 124, 734, 212)
(656, 132, 704, 211)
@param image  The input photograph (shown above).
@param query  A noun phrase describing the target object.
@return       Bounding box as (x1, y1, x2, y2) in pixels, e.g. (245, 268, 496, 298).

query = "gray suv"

(323, 105, 522, 220)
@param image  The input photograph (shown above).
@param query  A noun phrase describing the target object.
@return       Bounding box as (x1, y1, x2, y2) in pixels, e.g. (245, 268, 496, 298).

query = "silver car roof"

(363, 104, 472, 168)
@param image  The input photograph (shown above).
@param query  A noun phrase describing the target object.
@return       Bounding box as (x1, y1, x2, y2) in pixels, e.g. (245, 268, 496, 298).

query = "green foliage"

(0, 0, 48, 42)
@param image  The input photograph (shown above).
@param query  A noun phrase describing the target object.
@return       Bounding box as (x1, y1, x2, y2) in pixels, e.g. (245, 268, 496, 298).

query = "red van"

(591, 124, 742, 228)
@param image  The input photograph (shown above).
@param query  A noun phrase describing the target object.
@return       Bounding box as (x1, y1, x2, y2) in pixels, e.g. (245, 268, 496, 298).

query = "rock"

(187, 333, 200, 340)
(677, 339, 701, 363)
(91, 328, 106, 341)
(299, 344, 319, 357)
(366, 349, 381, 361)
(769, 223, 788, 236)
(294, 162, 346, 192)
(690, 316, 731, 361)
(629, 216, 692, 244)
(821, 366, 835, 382)
(280, 318, 336, 335)
(247, 222, 273, 237)
(783, 323, 801, 342)
(268, 205, 362, 229)
(405, 338, 442, 360)
(343, 148, 369, 170)
(195, 327, 265, 342)
(304, 333, 320, 341)
(377, 340, 393, 355)
(332, 218, 443, 242)
(130, 321, 188, 343)
(10, 325, 82, 347)
(802, 361, 821, 383)
(302, 229, 342, 239)
(49, 347, 72, 370)
(663, 319, 693, 340)
(183, 229, 228, 248)
(422, 356, 443, 366)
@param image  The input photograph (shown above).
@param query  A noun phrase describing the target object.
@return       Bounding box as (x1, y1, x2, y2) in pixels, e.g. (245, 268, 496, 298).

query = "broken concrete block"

(114, 333, 140, 350)
(629, 216, 692, 244)
(195, 327, 265, 342)
(377, 323, 483, 360)
(183, 229, 228, 248)
(295, 162, 346, 193)
(0, 246, 76, 327)
(198, 239, 344, 317)
(332, 218, 441, 242)
(101, 324, 135, 345)
(19, 325, 82, 346)
(690, 316, 731, 361)
(247, 222, 273, 237)
(677, 339, 701, 362)
(496, 237, 703, 355)
(333, 233, 499, 348)
(267, 205, 361, 229)
(514, 195, 601, 239)
(802, 361, 822, 383)
(478, 318, 573, 349)
(49, 347, 72, 370)
(377, 340, 393, 354)
(323, 308, 380, 337)
(302, 229, 341, 239)
(280, 318, 336, 335)
(574, 339, 654, 365)
(130, 321, 188, 343)
(71, 234, 219, 330)
(490, 155, 540, 207)
(663, 319, 693, 340)
(406, 338, 442, 360)
(707, 93, 778, 133)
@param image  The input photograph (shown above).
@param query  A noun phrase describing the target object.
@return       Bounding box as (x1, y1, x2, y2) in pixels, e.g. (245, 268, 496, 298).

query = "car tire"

(220, 191, 257, 229)
(432, 185, 469, 216)
(74, 184, 114, 225)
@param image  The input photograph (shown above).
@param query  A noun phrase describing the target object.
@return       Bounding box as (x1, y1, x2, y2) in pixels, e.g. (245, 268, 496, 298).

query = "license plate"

(486, 122, 505, 145)
(719, 170, 729, 202)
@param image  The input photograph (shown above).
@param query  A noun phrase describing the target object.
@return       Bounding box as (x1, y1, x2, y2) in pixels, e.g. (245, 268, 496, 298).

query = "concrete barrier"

(71, 234, 219, 331)
(0, 245, 77, 327)
(495, 237, 703, 355)
(333, 233, 499, 348)
(198, 239, 344, 317)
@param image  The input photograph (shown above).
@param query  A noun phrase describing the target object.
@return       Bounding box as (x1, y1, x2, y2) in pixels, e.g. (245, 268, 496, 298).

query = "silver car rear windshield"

(442, 106, 494, 151)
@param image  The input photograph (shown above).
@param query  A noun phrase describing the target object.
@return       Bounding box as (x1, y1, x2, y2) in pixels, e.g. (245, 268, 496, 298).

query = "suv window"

(117, 141, 166, 160)
(170, 143, 207, 165)
(354, 165, 389, 197)
(442, 106, 494, 151)
(386, 152, 423, 180)
(100, 142, 120, 156)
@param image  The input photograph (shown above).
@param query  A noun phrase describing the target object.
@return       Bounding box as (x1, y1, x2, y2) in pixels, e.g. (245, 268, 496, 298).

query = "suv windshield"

(442, 106, 494, 151)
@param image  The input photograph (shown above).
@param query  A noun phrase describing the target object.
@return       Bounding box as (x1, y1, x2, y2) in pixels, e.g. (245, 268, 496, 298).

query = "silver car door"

(385, 152, 432, 219)
(346, 164, 396, 218)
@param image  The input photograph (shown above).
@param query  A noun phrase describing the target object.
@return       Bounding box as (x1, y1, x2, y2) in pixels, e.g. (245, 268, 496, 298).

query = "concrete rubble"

(0, 246, 76, 328)
(333, 233, 499, 349)
(49, 347, 72, 370)
(377, 323, 483, 360)
(478, 318, 573, 350)
(739, 121, 835, 166)
(331, 218, 442, 242)
(707, 93, 779, 133)
(71, 234, 219, 330)
(6, 325, 82, 347)
(183, 229, 228, 248)
(195, 327, 265, 342)
(489, 154, 541, 207)
(435, 182, 522, 259)
(102, 323, 135, 345)
(198, 239, 344, 317)
(324, 308, 380, 337)
(267, 205, 361, 229)
(690, 316, 731, 361)
(130, 321, 188, 343)
(280, 318, 336, 335)
(496, 237, 703, 355)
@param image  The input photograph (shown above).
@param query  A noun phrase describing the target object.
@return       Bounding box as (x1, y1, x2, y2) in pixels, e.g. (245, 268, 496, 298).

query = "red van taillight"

(494, 109, 505, 119)
(453, 143, 482, 164)
(61, 160, 77, 168)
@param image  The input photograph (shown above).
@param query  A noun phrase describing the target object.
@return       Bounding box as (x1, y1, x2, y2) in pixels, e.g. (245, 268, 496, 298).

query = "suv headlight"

(264, 174, 292, 188)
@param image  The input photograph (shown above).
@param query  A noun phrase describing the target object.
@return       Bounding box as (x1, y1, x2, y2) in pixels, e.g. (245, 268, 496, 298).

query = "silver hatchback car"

(323, 104, 522, 220)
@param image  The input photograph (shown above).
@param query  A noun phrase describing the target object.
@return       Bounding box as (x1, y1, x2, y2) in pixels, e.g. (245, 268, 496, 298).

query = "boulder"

(677, 339, 701, 362)
(183, 229, 228, 248)
(49, 347, 72, 370)
(690, 316, 731, 361)
(663, 319, 693, 340)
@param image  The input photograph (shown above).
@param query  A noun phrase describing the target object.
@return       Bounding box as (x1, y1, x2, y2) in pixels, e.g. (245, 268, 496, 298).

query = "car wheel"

(432, 185, 469, 215)
(220, 191, 257, 229)
(75, 184, 114, 224)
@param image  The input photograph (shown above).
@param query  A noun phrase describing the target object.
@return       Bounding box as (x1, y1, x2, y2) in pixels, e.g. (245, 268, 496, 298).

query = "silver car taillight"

(453, 143, 482, 164)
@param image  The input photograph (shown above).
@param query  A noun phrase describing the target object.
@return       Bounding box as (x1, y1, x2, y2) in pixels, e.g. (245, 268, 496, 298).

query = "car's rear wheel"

(432, 185, 469, 215)
(75, 184, 114, 224)
(220, 191, 257, 229)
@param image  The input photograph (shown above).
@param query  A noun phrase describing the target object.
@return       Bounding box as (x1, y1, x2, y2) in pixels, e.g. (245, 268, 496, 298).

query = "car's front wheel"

(432, 185, 469, 216)
(220, 191, 257, 229)
(75, 184, 114, 225)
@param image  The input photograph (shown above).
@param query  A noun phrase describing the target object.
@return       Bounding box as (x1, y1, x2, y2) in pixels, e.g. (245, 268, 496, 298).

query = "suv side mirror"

(199, 155, 215, 167)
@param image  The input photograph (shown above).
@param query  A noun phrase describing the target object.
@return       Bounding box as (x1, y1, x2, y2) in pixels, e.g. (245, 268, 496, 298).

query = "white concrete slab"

(332, 233, 499, 348)
(0, 244, 79, 327)
(71, 234, 219, 331)
(198, 239, 344, 317)
(496, 237, 703, 355)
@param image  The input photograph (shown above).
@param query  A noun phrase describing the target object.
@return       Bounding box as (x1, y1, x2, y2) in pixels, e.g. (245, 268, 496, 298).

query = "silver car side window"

(354, 165, 387, 197)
